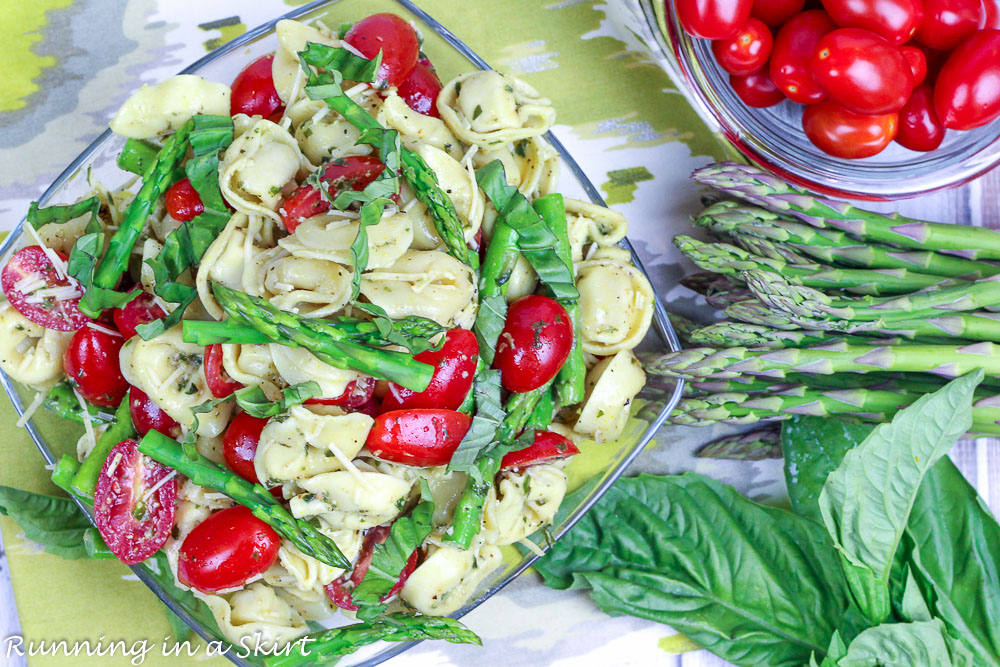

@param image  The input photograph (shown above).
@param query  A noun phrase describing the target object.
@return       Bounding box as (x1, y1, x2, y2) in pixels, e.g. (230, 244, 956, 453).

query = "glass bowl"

(634, 0, 1000, 200)
(0, 0, 684, 664)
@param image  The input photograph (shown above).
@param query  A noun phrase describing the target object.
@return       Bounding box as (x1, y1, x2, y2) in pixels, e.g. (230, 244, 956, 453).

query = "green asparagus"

(695, 425, 782, 460)
(693, 162, 1000, 260)
(689, 321, 959, 349)
(70, 395, 136, 499)
(43, 381, 115, 426)
(474, 219, 519, 365)
(117, 138, 161, 176)
(137, 430, 349, 569)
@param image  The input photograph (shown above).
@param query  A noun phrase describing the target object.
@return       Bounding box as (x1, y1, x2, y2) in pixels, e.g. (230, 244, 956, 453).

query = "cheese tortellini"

(439, 71, 556, 146)
(482, 464, 568, 546)
(0, 304, 72, 387)
(574, 350, 647, 443)
(361, 250, 478, 327)
(109, 75, 230, 139)
(290, 470, 412, 530)
(201, 583, 309, 650)
(577, 247, 655, 355)
(401, 540, 503, 616)
(277, 211, 413, 269)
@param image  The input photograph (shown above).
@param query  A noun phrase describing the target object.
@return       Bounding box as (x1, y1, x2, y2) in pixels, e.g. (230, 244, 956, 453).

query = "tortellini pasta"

(417, 145, 484, 238)
(263, 255, 353, 317)
(119, 327, 233, 436)
(254, 406, 373, 486)
(378, 92, 461, 158)
(361, 250, 478, 327)
(574, 350, 646, 443)
(576, 247, 655, 355)
(201, 583, 309, 650)
(0, 304, 72, 387)
(222, 343, 282, 400)
(400, 540, 502, 616)
(439, 71, 556, 146)
(267, 537, 359, 593)
(564, 197, 629, 262)
(272, 19, 339, 104)
(481, 464, 568, 546)
(277, 211, 413, 269)
(196, 213, 272, 319)
(109, 75, 230, 139)
(290, 470, 412, 530)
(269, 346, 362, 399)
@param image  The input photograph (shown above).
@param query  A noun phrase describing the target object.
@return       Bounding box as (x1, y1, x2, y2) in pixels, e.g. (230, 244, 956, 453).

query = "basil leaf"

(190, 381, 322, 421)
(903, 457, 1000, 662)
(782, 417, 875, 523)
(826, 619, 974, 666)
(536, 473, 851, 666)
(0, 486, 93, 559)
(67, 231, 141, 312)
(347, 302, 445, 355)
(448, 369, 505, 474)
(819, 371, 983, 624)
(27, 197, 100, 231)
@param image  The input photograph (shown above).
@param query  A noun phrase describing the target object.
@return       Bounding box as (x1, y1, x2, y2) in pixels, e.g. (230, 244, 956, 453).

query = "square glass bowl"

(631, 0, 1000, 200)
(0, 0, 684, 664)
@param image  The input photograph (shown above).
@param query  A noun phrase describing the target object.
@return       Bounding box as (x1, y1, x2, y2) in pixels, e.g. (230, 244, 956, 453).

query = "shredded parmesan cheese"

(73, 387, 97, 456)
(341, 42, 366, 60)
(87, 321, 123, 337)
(141, 469, 178, 503)
(518, 537, 546, 558)
(12, 275, 46, 295)
(105, 452, 124, 479)
(23, 222, 73, 284)
(15, 390, 46, 428)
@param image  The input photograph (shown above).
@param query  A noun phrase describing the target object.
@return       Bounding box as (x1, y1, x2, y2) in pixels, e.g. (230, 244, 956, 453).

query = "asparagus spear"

(689, 321, 959, 349)
(70, 395, 136, 499)
(695, 200, 1000, 279)
(729, 232, 815, 265)
(211, 284, 433, 392)
(676, 236, 949, 296)
(649, 342, 1000, 381)
(534, 194, 585, 406)
(474, 219, 520, 366)
(137, 430, 349, 569)
(688, 371, 1000, 397)
(680, 272, 754, 309)
(695, 425, 782, 460)
(117, 138, 161, 176)
(181, 315, 445, 349)
(43, 381, 115, 426)
(693, 162, 1000, 260)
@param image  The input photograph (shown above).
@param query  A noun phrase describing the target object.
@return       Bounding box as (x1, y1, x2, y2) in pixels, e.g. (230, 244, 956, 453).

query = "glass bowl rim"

(0, 0, 685, 663)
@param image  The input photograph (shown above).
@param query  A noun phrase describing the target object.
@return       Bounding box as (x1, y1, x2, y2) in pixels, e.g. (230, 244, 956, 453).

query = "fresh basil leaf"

(0, 486, 93, 559)
(819, 371, 983, 625)
(346, 302, 445, 355)
(190, 382, 322, 422)
(828, 619, 974, 666)
(473, 292, 507, 366)
(27, 197, 100, 231)
(67, 231, 141, 313)
(448, 369, 505, 475)
(899, 565, 933, 623)
(902, 457, 1000, 662)
(536, 473, 851, 666)
(782, 417, 875, 523)
(299, 40, 382, 88)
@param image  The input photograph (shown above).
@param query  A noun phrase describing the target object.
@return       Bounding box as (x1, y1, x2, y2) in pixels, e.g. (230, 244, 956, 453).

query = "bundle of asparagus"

(651, 162, 1000, 436)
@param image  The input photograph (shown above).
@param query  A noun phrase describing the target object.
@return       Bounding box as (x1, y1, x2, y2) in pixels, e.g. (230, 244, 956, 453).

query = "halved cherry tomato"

(897, 82, 947, 151)
(381, 329, 478, 412)
(306, 376, 376, 408)
(677, 0, 755, 39)
(712, 17, 774, 75)
(204, 344, 242, 398)
(493, 295, 574, 394)
(771, 9, 837, 103)
(821, 0, 924, 44)
(231, 54, 284, 120)
(900, 45, 928, 86)
(64, 326, 128, 407)
(811, 28, 914, 114)
(1, 246, 89, 331)
(112, 291, 165, 339)
(500, 430, 580, 470)
(324, 524, 419, 610)
(916, 0, 982, 50)
(223, 412, 269, 484)
(165, 178, 204, 222)
(129, 386, 181, 438)
(280, 156, 389, 232)
(803, 100, 899, 158)
(178, 506, 280, 593)
(397, 63, 443, 117)
(983, 0, 1000, 28)
(730, 70, 787, 106)
(94, 439, 176, 565)
(366, 409, 472, 467)
(752, 0, 806, 27)
(934, 29, 1000, 130)
(344, 13, 420, 88)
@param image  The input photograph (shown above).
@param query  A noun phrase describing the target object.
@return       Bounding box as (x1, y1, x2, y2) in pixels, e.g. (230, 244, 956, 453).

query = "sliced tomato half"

(1, 245, 90, 331)
(500, 430, 580, 471)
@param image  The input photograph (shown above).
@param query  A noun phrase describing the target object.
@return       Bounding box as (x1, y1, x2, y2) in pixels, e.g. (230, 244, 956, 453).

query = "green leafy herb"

(819, 370, 983, 624)
(67, 231, 142, 314)
(27, 197, 100, 230)
(814, 620, 974, 666)
(0, 486, 94, 559)
(448, 369, 506, 474)
(190, 381, 322, 420)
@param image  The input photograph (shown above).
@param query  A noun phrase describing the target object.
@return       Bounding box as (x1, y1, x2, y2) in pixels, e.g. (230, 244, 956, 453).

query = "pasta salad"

(0, 12, 654, 661)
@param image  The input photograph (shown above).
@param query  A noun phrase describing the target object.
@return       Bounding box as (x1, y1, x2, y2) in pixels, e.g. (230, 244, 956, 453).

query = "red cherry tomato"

(934, 29, 1000, 129)
(677, 0, 755, 39)
(64, 326, 128, 407)
(231, 54, 284, 119)
(129, 386, 181, 438)
(344, 13, 420, 88)
(493, 295, 574, 394)
(381, 329, 478, 412)
(397, 62, 444, 117)
(916, 0, 982, 50)
(306, 376, 376, 408)
(810, 28, 914, 114)
(1, 246, 89, 331)
(204, 344, 242, 398)
(897, 82, 947, 151)
(222, 412, 269, 484)
(730, 70, 787, 106)
(500, 431, 581, 470)
(94, 439, 176, 565)
(752, 0, 806, 26)
(280, 156, 389, 232)
(366, 409, 472, 467)
(900, 45, 928, 86)
(803, 100, 899, 158)
(820, 0, 923, 44)
(983, 0, 1000, 28)
(712, 17, 774, 75)
(771, 9, 838, 103)
(178, 506, 280, 593)
(112, 292, 165, 339)
(165, 178, 204, 222)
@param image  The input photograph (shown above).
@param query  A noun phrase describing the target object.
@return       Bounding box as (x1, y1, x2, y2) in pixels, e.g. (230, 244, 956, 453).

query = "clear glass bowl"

(637, 0, 1000, 200)
(0, 0, 684, 664)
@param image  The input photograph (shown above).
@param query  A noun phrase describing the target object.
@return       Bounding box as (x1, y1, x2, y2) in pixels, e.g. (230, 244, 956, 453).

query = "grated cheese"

(87, 321, 123, 337)
(310, 105, 331, 126)
(24, 285, 82, 303)
(518, 537, 546, 558)
(460, 144, 479, 168)
(341, 42, 366, 61)
(73, 387, 97, 457)
(12, 275, 46, 295)
(105, 452, 124, 479)
(15, 390, 46, 428)
(23, 222, 74, 284)
(141, 469, 178, 504)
